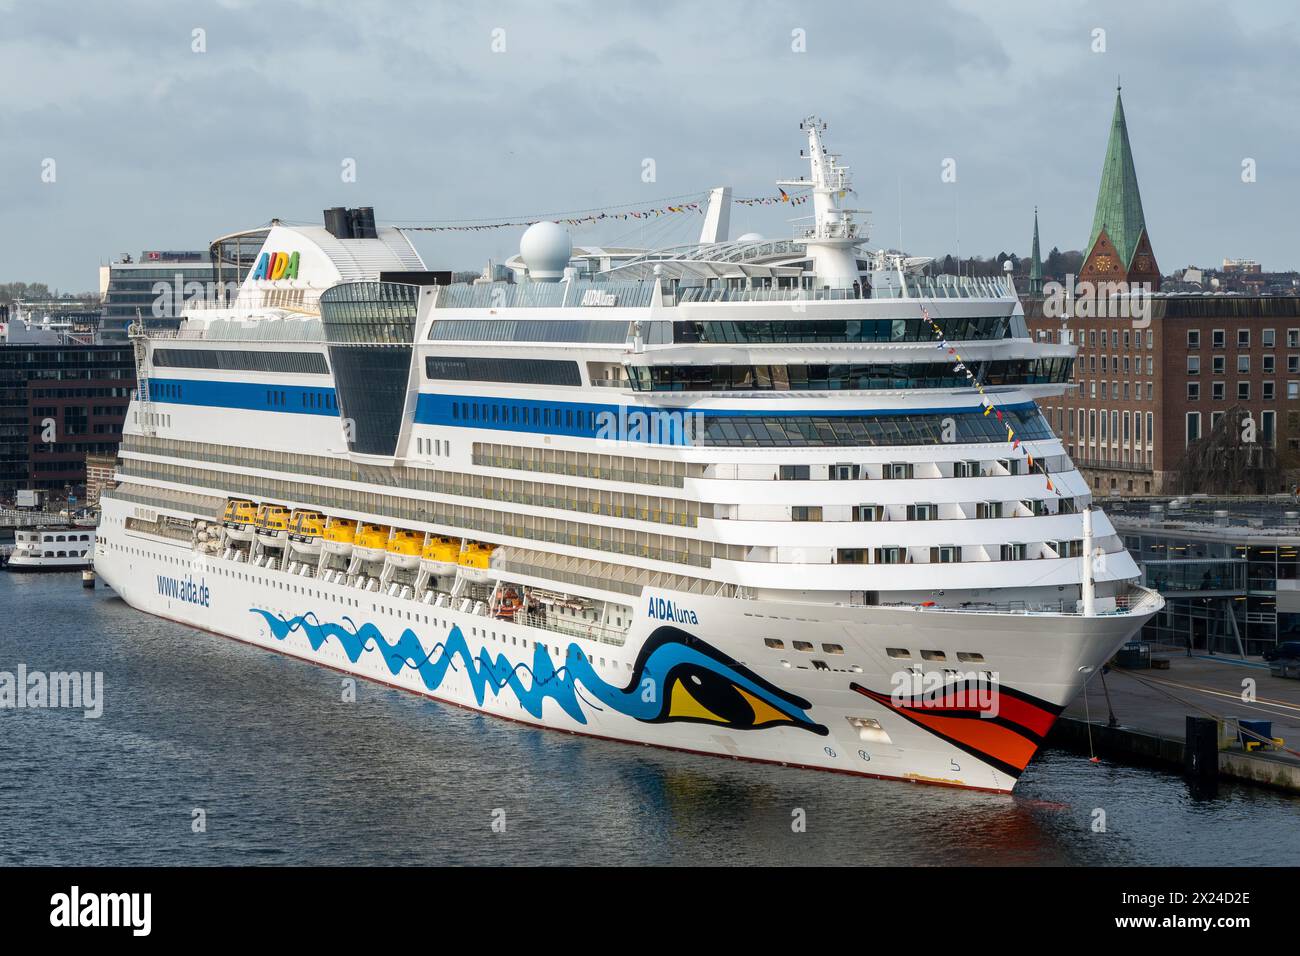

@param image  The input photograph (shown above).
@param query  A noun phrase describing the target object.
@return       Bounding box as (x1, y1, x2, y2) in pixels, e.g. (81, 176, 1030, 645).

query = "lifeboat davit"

(321, 516, 357, 556)
(457, 542, 497, 584)
(420, 535, 461, 575)
(253, 504, 291, 545)
(352, 523, 391, 563)
(222, 498, 258, 542)
(288, 510, 325, 556)
(386, 529, 423, 571)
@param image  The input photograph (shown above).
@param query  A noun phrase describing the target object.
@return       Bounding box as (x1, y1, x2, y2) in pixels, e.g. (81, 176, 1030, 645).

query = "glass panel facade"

(435, 281, 653, 309)
(320, 281, 418, 345)
(429, 319, 630, 343)
(320, 282, 419, 455)
(669, 316, 1009, 345)
(627, 358, 1073, 392)
(153, 348, 328, 374)
(425, 356, 580, 386)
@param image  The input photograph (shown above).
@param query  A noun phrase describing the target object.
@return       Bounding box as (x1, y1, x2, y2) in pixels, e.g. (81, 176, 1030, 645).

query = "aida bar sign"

(250, 250, 301, 281)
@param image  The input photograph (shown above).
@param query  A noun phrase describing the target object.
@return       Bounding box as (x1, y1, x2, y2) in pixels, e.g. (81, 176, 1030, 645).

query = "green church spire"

(1084, 88, 1150, 269)
(1029, 207, 1044, 295)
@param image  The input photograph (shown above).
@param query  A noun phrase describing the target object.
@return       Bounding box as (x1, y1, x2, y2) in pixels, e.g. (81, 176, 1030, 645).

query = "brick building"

(1024, 88, 1300, 496)
(1027, 296, 1300, 495)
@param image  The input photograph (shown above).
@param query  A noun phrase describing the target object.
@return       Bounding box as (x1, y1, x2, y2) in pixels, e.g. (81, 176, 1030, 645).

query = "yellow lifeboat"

(352, 522, 391, 562)
(321, 516, 357, 557)
(253, 504, 291, 544)
(288, 510, 326, 556)
(420, 535, 461, 574)
(457, 541, 497, 583)
(222, 498, 258, 541)
(386, 529, 423, 571)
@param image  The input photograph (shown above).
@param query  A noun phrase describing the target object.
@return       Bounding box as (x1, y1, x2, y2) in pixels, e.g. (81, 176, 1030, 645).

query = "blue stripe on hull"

(145, 377, 339, 416)
(139, 378, 1035, 440)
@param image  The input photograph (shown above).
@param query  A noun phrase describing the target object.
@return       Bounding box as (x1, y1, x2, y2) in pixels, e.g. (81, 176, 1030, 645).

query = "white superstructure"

(6, 527, 96, 571)
(94, 118, 1161, 792)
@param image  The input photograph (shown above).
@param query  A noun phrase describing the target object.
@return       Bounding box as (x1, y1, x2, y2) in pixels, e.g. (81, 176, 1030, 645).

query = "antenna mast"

(777, 116, 867, 290)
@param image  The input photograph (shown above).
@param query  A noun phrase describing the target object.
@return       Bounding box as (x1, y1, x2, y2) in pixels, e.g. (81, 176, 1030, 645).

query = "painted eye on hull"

(664, 664, 808, 730)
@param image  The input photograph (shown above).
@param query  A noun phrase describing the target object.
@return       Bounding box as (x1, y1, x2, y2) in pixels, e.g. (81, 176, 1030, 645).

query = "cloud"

(1, 0, 1297, 290)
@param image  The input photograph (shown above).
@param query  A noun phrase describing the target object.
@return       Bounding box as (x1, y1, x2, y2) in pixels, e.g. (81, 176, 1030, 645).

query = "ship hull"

(95, 502, 1155, 793)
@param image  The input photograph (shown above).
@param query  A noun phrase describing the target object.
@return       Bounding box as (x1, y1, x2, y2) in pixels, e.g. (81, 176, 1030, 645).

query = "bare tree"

(1171, 405, 1290, 494)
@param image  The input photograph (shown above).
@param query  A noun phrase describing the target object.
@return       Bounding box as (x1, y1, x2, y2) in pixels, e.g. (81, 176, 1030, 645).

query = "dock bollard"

(81, 569, 95, 589)
(1185, 716, 1219, 781)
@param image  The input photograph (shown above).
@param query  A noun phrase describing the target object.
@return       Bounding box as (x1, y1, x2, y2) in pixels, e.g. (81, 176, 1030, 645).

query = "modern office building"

(99, 251, 217, 341)
(1108, 496, 1300, 656)
(0, 344, 135, 499)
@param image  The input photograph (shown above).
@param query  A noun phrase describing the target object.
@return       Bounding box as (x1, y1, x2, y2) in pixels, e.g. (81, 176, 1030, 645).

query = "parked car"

(1262, 641, 1300, 662)
(1269, 659, 1300, 680)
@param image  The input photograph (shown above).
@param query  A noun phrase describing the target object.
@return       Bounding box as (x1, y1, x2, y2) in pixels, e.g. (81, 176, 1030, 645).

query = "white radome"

(519, 221, 572, 279)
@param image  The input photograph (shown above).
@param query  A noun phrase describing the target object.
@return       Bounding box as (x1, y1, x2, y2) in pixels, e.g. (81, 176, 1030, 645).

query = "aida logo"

(250, 250, 300, 281)
(646, 596, 698, 625)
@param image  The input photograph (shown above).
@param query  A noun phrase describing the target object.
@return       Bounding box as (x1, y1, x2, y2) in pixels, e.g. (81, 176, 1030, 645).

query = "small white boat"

(4, 526, 95, 573)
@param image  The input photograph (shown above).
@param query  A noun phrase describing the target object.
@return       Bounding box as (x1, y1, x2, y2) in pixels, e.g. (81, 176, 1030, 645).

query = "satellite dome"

(737, 232, 765, 242)
(520, 221, 572, 281)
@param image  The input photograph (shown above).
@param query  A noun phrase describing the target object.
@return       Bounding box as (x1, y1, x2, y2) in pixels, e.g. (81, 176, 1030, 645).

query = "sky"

(2, 0, 1298, 293)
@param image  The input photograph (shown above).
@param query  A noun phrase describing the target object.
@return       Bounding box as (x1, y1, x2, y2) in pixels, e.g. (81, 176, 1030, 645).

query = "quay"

(1048, 651, 1300, 792)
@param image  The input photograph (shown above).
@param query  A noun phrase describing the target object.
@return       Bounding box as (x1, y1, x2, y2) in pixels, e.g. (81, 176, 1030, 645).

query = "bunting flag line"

(735, 192, 809, 206)
(395, 202, 704, 233)
(919, 304, 1063, 498)
(394, 190, 810, 233)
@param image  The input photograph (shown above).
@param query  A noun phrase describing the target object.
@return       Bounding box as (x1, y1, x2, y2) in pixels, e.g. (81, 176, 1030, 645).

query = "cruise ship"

(94, 118, 1161, 792)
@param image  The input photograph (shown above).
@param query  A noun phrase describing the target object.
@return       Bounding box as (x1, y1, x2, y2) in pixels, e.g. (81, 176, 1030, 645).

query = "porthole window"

(920, 649, 947, 662)
(764, 638, 785, 649)
(886, 647, 911, 659)
(956, 651, 985, 663)
(792, 640, 814, 652)
(822, 643, 845, 655)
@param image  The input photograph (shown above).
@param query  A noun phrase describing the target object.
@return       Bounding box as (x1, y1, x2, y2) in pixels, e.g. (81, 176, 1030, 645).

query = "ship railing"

(674, 286, 866, 304)
(501, 609, 628, 647)
(884, 586, 1161, 618)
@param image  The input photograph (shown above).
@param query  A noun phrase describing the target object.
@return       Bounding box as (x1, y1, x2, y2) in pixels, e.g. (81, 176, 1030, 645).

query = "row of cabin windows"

(764, 638, 845, 654)
(414, 437, 451, 457)
(834, 541, 1081, 564)
(794, 500, 1067, 522)
(887, 648, 986, 663)
(778, 459, 1036, 481)
(300, 391, 336, 411)
(453, 401, 592, 432)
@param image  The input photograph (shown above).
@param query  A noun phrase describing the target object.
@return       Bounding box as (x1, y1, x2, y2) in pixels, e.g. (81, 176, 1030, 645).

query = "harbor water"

(2, 571, 1298, 866)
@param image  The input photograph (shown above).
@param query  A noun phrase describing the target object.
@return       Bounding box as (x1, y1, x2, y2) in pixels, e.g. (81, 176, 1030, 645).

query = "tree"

(1170, 406, 1289, 495)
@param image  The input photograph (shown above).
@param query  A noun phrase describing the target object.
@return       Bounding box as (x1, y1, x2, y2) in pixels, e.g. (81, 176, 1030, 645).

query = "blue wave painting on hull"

(249, 609, 828, 735)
